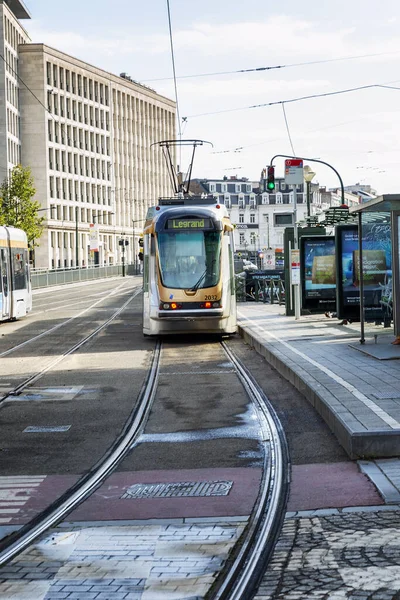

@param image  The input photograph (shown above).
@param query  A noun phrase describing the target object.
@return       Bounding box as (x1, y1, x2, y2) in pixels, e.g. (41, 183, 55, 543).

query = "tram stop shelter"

(350, 194, 400, 353)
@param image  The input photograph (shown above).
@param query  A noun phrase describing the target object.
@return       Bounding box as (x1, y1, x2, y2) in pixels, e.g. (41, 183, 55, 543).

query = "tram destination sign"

(166, 217, 212, 230)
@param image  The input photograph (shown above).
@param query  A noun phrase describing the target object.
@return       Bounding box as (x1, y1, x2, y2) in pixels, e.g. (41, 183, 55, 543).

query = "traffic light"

(267, 166, 275, 191)
(138, 237, 144, 247)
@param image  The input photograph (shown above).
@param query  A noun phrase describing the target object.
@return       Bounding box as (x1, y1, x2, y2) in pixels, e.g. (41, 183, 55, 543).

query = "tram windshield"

(158, 230, 221, 289)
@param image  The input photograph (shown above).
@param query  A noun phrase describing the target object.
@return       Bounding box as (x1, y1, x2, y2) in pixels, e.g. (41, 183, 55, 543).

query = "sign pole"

(284, 159, 303, 321)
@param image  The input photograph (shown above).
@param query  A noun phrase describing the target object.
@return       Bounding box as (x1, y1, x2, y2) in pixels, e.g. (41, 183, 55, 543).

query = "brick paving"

(0, 520, 247, 599)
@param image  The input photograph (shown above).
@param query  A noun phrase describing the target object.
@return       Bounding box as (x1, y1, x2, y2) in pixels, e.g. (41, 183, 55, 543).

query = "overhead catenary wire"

(183, 79, 400, 120)
(281, 103, 296, 156)
(143, 49, 400, 82)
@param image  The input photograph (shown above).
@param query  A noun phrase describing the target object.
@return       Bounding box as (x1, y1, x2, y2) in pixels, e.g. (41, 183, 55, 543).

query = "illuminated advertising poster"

(300, 236, 336, 312)
(336, 222, 392, 321)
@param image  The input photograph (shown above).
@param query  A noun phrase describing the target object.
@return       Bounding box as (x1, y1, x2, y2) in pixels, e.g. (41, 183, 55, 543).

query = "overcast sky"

(23, 0, 400, 194)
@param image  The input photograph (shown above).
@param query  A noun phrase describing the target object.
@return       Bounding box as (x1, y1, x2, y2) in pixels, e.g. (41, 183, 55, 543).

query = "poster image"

(337, 222, 392, 320)
(301, 236, 336, 312)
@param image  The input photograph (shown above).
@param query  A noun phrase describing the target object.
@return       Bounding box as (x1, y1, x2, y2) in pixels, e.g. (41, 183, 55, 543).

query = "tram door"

(0, 248, 10, 319)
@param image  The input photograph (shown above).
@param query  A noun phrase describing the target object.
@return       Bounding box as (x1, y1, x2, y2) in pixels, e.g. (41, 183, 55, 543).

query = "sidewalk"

(237, 303, 400, 464)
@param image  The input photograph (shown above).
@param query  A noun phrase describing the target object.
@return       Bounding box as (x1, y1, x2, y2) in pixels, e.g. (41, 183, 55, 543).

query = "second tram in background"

(142, 196, 237, 336)
(0, 226, 32, 322)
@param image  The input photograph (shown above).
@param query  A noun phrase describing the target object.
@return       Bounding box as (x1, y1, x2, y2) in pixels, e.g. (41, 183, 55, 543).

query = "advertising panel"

(336, 222, 392, 321)
(300, 236, 336, 312)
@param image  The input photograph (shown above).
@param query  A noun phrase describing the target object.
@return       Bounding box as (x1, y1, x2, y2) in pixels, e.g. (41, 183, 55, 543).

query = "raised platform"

(237, 304, 400, 459)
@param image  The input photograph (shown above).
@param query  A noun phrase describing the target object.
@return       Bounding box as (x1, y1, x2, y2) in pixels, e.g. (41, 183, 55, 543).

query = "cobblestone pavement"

(255, 507, 400, 600)
(0, 518, 247, 599)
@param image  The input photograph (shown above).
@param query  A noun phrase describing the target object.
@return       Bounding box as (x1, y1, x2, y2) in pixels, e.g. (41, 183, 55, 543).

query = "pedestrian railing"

(31, 263, 141, 289)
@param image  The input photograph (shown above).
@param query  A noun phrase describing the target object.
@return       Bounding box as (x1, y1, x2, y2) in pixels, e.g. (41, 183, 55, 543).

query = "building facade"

(18, 45, 176, 269)
(191, 175, 322, 267)
(0, 1, 176, 269)
(0, 1, 31, 178)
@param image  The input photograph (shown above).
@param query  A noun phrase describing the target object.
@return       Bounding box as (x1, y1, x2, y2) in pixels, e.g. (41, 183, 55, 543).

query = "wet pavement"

(3, 295, 400, 598)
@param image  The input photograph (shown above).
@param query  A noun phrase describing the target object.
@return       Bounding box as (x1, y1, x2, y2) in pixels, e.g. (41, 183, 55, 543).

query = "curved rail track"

(0, 281, 142, 404)
(0, 333, 290, 600)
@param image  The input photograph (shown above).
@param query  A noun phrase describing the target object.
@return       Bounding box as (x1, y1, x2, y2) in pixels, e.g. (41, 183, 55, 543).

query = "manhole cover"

(121, 480, 233, 499)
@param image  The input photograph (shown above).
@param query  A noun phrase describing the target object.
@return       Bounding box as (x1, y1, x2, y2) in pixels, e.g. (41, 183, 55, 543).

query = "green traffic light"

(267, 182, 275, 190)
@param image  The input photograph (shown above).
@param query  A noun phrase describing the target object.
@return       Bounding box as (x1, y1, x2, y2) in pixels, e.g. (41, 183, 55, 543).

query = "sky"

(20, 0, 400, 194)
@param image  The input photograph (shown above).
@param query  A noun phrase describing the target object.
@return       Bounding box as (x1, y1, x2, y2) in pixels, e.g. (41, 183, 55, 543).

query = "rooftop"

(1, 0, 31, 19)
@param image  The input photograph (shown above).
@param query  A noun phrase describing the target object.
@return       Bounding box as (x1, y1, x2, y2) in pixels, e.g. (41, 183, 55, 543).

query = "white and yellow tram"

(142, 196, 237, 336)
(0, 226, 32, 322)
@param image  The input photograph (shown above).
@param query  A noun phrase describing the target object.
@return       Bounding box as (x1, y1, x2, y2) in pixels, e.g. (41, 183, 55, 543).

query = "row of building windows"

(8, 137, 20, 165)
(48, 120, 111, 156)
(6, 76, 18, 108)
(4, 46, 17, 77)
(4, 16, 26, 51)
(215, 193, 305, 208)
(7, 107, 19, 138)
(48, 149, 110, 180)
(46, 62, 109, 106)
(49, 176, 112, 205)
(47, 92, 109, 131)
(49, 206, 114, 225)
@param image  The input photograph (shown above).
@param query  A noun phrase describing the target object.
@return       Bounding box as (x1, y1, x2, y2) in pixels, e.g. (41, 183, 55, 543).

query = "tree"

(0, 165, 45, 245)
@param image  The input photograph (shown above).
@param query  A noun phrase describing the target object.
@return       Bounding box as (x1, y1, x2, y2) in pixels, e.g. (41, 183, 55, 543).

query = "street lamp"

(304, 165, 316, 218)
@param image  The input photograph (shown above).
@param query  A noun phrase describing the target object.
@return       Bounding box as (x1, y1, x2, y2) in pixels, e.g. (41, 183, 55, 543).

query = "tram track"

(0, 337, 290, 600)
(0, 280, 137, 358)
(0, 283, 142, 403)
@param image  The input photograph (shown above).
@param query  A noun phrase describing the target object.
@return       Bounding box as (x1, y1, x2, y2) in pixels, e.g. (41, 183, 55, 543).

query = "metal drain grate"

(373, 392, 400, 400)
(121, 480, 233, 499)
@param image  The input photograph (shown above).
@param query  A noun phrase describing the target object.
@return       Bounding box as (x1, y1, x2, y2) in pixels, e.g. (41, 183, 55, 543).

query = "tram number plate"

(205, 295, 217, 301)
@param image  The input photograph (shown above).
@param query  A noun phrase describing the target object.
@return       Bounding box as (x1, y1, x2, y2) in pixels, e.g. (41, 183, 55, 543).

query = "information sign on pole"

(290, 248, 301, 285)
(89, 223, 99, 252)
(265, 250, 275, 269)
(285, 159, 304, 185)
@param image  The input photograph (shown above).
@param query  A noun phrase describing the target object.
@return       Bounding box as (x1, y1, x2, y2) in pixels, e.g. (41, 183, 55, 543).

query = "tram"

(0, 226, 32, 322)
(142, 195, 237, 336)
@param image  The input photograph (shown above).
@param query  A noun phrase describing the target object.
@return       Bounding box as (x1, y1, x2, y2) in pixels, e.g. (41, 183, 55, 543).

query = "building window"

(239, 213, 244, 223)
(221, 183, 227, 192)
(239, 233, 245, 245)
(250, 214, 255, 224)
(246, 184, 252, 192)
(274, 213, 293, 226)
(262, 194, 269, 204)
(235, 184, 241, 193)
(209, 183, 216, 192)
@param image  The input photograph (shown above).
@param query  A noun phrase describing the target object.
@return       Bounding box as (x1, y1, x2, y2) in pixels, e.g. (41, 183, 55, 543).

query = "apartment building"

(191, 175, 321, 265)
(18, 45, 176, 268)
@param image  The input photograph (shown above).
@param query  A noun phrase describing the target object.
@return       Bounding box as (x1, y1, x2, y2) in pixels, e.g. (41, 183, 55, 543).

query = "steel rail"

(0, 287, 142, 403)
(212, 341, 290, 600)
(0, 340, 162, 566)
(0, 281, 136, 359)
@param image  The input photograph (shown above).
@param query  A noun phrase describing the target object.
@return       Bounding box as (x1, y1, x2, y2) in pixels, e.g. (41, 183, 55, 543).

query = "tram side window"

(11, 248, 27, 290)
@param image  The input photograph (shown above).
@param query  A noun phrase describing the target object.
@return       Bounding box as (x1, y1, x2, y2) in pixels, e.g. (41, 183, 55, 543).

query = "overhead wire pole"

(166, 0, 182, 171)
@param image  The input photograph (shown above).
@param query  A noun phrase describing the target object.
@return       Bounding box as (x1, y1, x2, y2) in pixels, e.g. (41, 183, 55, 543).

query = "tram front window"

(158, 230, 221, 289)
